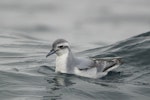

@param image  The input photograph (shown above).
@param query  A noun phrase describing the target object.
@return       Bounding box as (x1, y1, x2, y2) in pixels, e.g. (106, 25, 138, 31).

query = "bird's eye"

(58, 45, 64, 49)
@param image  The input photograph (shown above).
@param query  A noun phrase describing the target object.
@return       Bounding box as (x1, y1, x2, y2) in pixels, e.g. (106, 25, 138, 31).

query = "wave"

(85, 31, 150, 67)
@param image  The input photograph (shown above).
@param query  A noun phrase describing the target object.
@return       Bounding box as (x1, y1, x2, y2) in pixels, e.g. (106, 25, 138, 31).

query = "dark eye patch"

(58, 45, 64, 49)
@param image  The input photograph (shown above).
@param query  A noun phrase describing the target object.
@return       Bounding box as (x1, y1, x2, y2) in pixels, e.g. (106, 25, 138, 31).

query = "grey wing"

(75, 57, 95, 70)
(76, 57, 122, 72)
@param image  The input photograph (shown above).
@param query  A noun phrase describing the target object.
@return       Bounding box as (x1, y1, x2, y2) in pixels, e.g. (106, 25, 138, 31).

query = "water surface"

(0, 31, 150, 100)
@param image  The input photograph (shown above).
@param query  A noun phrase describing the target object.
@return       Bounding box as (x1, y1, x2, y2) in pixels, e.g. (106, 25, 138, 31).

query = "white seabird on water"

(46, 39, 122, 79)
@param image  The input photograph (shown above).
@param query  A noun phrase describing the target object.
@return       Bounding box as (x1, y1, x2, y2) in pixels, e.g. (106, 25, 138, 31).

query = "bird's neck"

(55, 51, 75, 73)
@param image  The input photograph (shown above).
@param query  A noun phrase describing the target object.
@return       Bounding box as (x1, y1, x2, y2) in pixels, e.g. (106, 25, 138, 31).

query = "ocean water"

(0, 31, 150, 100)
(0, 0, 150, 100)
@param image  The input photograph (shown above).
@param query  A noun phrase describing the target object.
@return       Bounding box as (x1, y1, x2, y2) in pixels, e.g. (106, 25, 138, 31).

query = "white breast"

(56, 53, 68, 73)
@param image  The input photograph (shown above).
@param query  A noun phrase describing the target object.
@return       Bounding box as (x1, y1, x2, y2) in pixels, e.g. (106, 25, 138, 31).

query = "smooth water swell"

(0, 32, 150, 100)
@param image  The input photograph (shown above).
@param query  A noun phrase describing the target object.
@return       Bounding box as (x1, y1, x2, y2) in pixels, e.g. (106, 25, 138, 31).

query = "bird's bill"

(46, 49, 56, 58)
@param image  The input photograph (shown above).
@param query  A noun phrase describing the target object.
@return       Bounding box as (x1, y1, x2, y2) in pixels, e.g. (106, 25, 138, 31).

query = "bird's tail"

(95, 57, 123, 72)
(102, 57, 122, 72)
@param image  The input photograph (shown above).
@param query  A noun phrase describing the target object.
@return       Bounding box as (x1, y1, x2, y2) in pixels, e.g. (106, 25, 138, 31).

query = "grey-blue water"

(0, 0, 150, 100)
(0, 31, 150, 100)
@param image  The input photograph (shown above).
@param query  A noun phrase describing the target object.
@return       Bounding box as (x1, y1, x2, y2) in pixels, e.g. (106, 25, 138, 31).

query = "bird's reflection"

(43, 73, 75, 100)
(47, 73, 75, 87)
